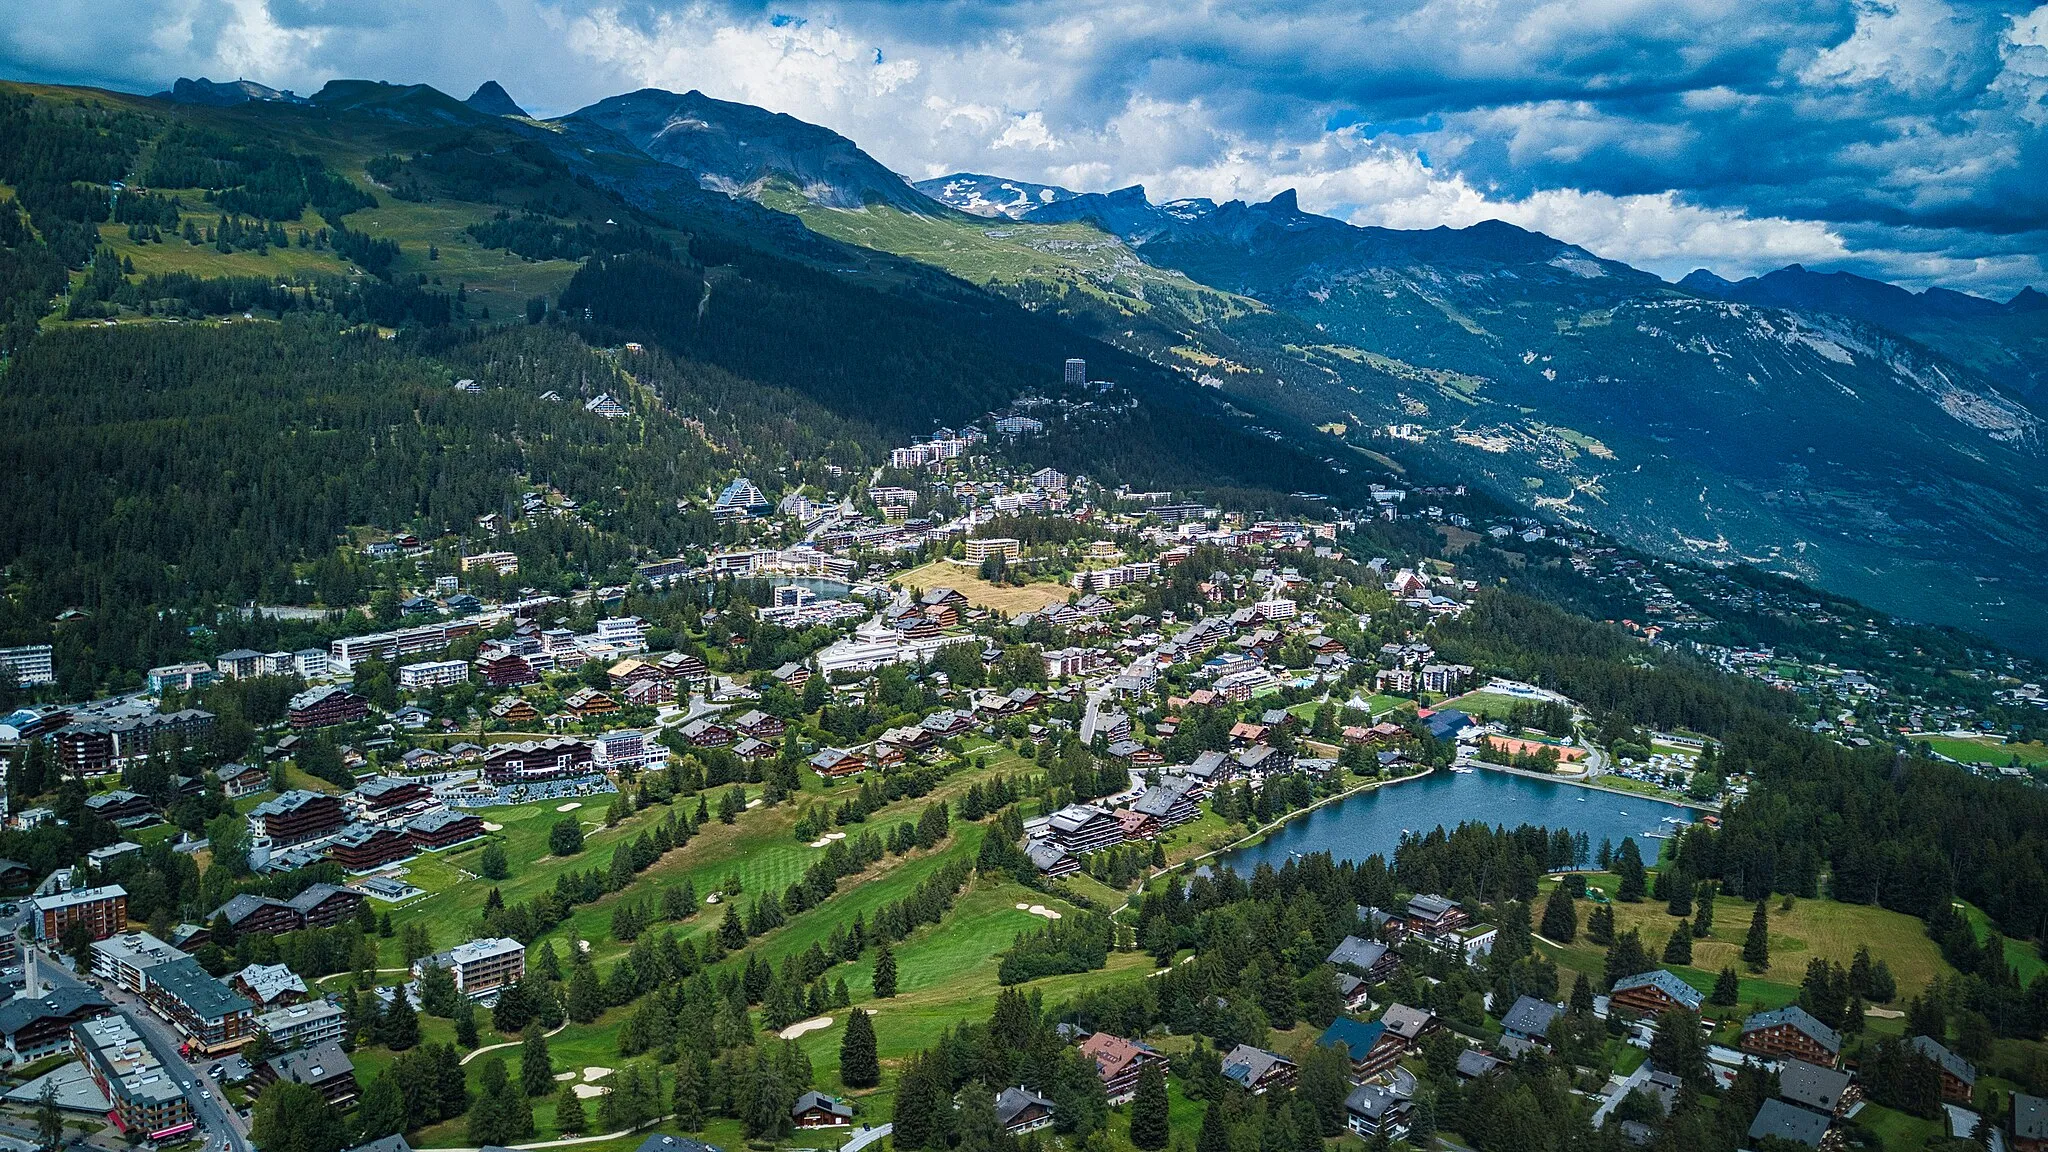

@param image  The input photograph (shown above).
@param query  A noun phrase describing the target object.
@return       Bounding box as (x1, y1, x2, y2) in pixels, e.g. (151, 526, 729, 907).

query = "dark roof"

(1219, 1044, 1294, 1089)
(1744, 1005, 1841, 1054)
(287, 883, 359, 912)
(212, 893, 293, 926)
(1327, 935, 1389, 972)
(1778, 1059, 1852, 1114)
(1611, 969, 1704, 1011)
(1456, 1049, 1505, 1079)
(266, 1041, 355, 1086)
(1500, 995, 1562, 1038)
(994, 1086, 1053, 1128)
(1422, 709, 1471, 740)
(1747, 1098, 1829, 1148)
(148, 956, 254, 1021)
(1909, 1035, 1975, 1086)
(630, 1136, 722, 1152)
(2017, 1093, 2048, 1141)
(346, 1137, 413, 1152)
(0, 986, 111, 1036)
(790, 1091, 852, 1119)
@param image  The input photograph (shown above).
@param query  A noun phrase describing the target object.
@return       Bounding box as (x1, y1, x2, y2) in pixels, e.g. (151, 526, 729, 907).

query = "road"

(33, 947, 248, 1152)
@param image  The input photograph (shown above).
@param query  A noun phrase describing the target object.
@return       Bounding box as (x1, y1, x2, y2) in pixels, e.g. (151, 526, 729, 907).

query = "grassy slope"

(894, 559, 1073, 614)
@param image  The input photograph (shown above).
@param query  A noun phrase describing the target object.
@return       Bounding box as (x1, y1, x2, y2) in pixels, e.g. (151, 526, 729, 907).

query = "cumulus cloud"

(1, 0, 2043, 294)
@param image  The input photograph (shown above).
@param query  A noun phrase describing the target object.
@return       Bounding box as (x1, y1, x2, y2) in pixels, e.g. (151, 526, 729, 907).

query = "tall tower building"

(1064, 358, 1086, 387)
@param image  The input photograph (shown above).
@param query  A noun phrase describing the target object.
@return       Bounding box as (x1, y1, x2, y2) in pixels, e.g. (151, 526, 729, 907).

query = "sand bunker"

(555, 802, 582, 812)
(481, 822, 504, 832)
(572, 1084, 606, 1099)
(778, 1017, 833, 1040)
(582, 1067, 612, 1080)
(1015, 903, 1062, 920)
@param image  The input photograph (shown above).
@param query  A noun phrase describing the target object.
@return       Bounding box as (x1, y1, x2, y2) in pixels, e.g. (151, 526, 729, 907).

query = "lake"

(1221, 768, 1701, 871)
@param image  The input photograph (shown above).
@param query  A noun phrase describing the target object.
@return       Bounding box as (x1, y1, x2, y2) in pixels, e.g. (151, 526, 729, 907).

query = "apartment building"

(414, 937, 525, 998)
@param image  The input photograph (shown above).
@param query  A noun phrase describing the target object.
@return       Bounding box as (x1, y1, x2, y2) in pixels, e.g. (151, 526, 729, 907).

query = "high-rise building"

(1064, 358, 1086, 387)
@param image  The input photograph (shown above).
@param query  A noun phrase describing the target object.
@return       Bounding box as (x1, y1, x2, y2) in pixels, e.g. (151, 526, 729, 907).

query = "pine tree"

(1129, 1062, 1170, 1150)
(520, 1020, 555, 1097)
(840, 1009, 879, 1088)
(567, 963, 604, 1023)
(1198, 1099, 1231, 1152)
(1663, 922, 1693, 964)
(1614, 838, 1646, 902)
(671, 1055, 705, 1131)
(873, 943, 898, 998)
(380, 992, 420, 1050)
(1711, 966, 1741, 1005)
(357, 1071, 405, 1140)
(1539, 889, 1578, 943)
(892, 1053, 942, 1150)
(1743, 900, 1771, 971)
(554, 1082, 587, 1134)
(1693, 881, 1717, 936)
(454, 997, 479, 1048)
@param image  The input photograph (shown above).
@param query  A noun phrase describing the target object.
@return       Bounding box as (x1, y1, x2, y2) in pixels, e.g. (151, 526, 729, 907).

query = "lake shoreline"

(1474, 761, 1716, 813)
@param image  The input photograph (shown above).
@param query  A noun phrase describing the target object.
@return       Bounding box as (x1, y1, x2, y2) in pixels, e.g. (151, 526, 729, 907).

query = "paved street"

(30, 948, 248, 1152)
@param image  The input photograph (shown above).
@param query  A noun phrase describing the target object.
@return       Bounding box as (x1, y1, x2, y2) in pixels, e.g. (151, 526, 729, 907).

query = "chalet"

(1317, 1017, 1402, 1080)
(211, 894, 300, 937)
(1381, 1003, 1438, 1048)
(1344, 1084, 1412, 1141)
(256, 1041, 360, 1107)
(918, 588, 968, 626)
(490, 697, 541, 725)
(771, 662, 811, 689)
(1043, 804, 1124, 855)
(1335, 972, 1373, 1012)
(1127, 781, 1199, 829)
(1077, 1033, 1164, 1103)
(1114, 808, 1157, 841)
(480, 653, 539, 688)
(1779, 1059, 1857, 1118)
(562, 688, 618, 717)
(994, 1087, 1055, 1135)
(326, 825, 414, 872)
(808, 748, 867, 778)
(84, 790, 156, 827)
(354, 776, 430, 813)
(790, 1091, 853, 1128)
(1457, 1050, 1507, 1080)
(250, 791, 346, 846)
(1326, 935, 1399, 982)
(1910, 1035, 1976, 1103)
(1229, 721, 1270, 746)
(679, 718, 734, 747)
(2015, 1094, 2048, 1152)
(1185, 750, 1234, 785)
(607, 658, 662, 689)
(921, 708, 977, 738)
(620, 678, 675, 708)
(1500, 996, 1562, 1046)
(1610, 970, 1705, 1017)
(1220, 1045, 1297, 1094)
(879, 726, 934, 753)
(286, 883, 365, 927)
(1747, 1099, 1829, 1150)
(217, 762, 268, 799)
(288, 686, 368, 730)
(1740, 1006, 1841, 1066)
(481, 738, 594, 784)
(658, 652, 710, 684)
(230, 963, 307, 1007)
(1235, 743, 1289, 776)
(732, 737, 774, 761)
(731, 710, 787, 739)
(1026, 841, 1079, 879)
(406, 809, 485, 851)
(1398, 893, 1468, 937)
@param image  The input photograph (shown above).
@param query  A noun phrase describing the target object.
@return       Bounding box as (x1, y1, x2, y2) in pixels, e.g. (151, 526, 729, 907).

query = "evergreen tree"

(1663, 923, 1693, 964)
(554, 1083, 587, 1135)
(454, 997, 479, 1049)
(1614, 838, 1646, 902)
(1586, 903, 1615, 945)
(874, 943, 898, 998)
(1129, 1062, 1170, 1150)
(1711, 967, 1741, 1005)
(520, 1020, 555, 1097)
(356, 1072, 405, 1141)
(567, 963, 604, 1023)
(1743, 900, 1771, 971)
(380, 992, 420, 1051)
(1197, 1100, 1231, 1152)
(840, 1009, 879, 1088)
(671, 1056, 705, 1131)
(1693, 881, 1716, 936)
(892, 1053, 943, 1150)
(1539, 889, 1577, 943)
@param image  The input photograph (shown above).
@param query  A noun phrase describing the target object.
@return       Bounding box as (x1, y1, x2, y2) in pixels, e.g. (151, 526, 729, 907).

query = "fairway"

(896, 560, 1074, 614)
(1920, 734, 2048, 767)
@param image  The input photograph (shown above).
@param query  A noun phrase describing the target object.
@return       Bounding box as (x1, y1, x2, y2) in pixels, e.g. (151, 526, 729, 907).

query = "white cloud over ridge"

(3, 0, 2044, 295)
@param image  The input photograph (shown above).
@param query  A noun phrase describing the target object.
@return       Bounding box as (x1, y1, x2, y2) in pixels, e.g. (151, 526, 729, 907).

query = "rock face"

(154, 78, 307, 106)
(913, 173, 1077, 219)
(464, 81, 528, 118)
(566, 88, 941, 213)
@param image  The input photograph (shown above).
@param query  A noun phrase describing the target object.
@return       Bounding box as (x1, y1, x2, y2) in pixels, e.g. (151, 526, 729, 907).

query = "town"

(0, 352, 2041, 1152)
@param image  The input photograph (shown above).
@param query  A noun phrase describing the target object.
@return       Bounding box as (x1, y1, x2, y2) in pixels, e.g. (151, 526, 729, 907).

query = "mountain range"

(42, 74, 2048, 656)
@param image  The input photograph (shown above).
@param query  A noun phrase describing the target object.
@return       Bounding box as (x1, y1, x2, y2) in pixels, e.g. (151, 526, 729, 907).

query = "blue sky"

(7, 0, 2046, 295)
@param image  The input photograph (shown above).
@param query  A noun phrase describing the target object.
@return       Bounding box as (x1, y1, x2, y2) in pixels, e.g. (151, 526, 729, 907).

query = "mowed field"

(1542, 875, 1955, 1010)
(1919, 734, 2048, 767)
(896, 559, 1074, 614)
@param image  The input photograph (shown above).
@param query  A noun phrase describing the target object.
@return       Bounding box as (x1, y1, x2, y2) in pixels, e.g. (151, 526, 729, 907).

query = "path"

(461, 1020, 569, 1064)
(843, 1124, 893, 1152)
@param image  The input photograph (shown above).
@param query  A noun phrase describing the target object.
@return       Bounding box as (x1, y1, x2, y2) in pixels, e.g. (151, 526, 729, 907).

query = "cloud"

(0, 0, 2043, 294)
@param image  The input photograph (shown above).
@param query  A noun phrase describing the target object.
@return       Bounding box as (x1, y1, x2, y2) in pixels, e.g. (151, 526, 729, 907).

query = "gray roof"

(1910, 1035, 1976, 1086)
(266, 1041, 355, 1086)
(1500, 995, 1562, 1038)
(1743, 1005, 1841, 1054)
(630, 1137, 721, 1152)
(1611, 969, 1705, 1012)
(1747, 1098, 1829, 1148)
(2017, 1093, 2048, 1140)
(148, 956, 253, 1022)
(1344, 1083, 1408, 1122)
(0, 987, 111, 1037)
(1327, 935, 1389, 973)
(791, 1091, 852, 1119)
(347, 1137, 413, 1152)
(1778, 1059, 1853, 1114)
(994, 1086, 1053, 1128)
(287, 883, 358, 913)
(1456, 1049, 1505, 1079)
(1026, 842, 1073, 872)
(213, 893, 293, 927)
(1129, 786, 1192, 819)
(1219, 1044, 1294, 1089)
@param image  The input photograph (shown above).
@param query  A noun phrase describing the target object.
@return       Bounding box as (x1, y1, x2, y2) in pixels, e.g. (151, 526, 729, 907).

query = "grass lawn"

(893, 560, 1073, 615)
(1919, 735, 2048, 767)
(1959, 902, 2048, 983)
(1849, 1102, 1947, 1150)
(1439, 689, 1552, 721)
(1366, 694, 1416, 718)
(1543, 878, 1951, 1008)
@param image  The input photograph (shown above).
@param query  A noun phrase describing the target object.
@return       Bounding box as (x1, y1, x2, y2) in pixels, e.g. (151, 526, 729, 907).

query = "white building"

(0, 645, 55, 687)
(397, 659, 469, 691)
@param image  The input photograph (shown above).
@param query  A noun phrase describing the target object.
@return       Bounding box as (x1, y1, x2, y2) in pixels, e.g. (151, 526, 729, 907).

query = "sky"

(6, 0, 2047, 296)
